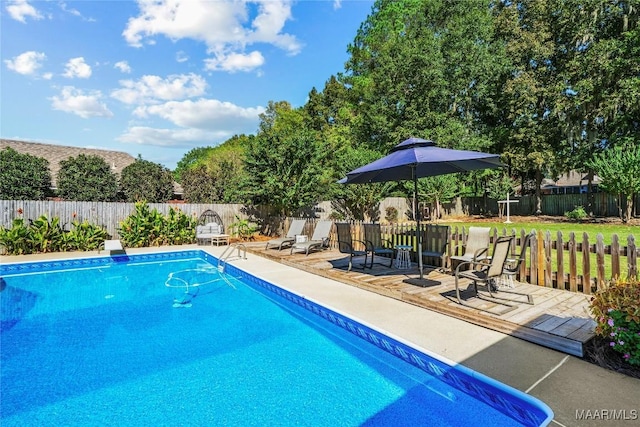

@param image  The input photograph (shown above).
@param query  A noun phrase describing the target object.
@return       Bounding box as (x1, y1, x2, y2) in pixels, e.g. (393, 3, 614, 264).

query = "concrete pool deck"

(2, 245, 639, 427)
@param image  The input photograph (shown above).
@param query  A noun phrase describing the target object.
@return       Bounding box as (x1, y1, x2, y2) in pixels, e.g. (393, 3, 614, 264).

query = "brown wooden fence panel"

(596, 234, 605, 290)
(582, 233, 591, 294)
(568, 232, 578, 292)
(556, 231, 565, 290)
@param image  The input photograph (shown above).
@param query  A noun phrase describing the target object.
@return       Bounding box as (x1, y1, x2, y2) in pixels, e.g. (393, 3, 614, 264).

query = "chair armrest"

(473, 247, 489, 260)
(454, 259, 489, 275)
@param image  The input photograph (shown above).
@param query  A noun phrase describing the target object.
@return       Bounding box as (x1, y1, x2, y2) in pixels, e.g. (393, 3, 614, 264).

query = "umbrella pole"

(413, 169, 423, 279)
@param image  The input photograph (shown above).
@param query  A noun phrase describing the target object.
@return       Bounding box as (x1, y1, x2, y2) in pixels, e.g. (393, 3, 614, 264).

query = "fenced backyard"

(2, 200, 638, 297)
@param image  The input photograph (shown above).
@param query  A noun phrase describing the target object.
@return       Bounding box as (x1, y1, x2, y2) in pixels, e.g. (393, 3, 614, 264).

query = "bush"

(0, 215, 110, 254)
(118, 202, 197, 247)
(385, 206, 399, 223)
(590, 277, 640, 366)
(564, 205, 588, 221)
(229, 215, 258, 241)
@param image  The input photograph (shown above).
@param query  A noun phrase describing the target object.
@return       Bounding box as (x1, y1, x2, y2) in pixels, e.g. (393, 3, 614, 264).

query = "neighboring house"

(541, 170, 602, 195)
(0, 139, 183, 199)
(1, 139, 136, 191)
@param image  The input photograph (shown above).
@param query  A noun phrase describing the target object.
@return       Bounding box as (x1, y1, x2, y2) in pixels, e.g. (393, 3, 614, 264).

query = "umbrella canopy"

(341, 138, 504, 184)
(339, 137, 504, 278)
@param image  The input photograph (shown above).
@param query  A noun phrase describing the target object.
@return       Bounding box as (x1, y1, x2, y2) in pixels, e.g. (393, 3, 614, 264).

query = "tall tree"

(120, 157, 174, 202)
(587, 142, 640, 223)
(174, 146, 215, 182)
(241, 102, 333, 216)
(344, 0, 503, 154)
(0, 147, 51, 200)
(57, 154, 118, 201)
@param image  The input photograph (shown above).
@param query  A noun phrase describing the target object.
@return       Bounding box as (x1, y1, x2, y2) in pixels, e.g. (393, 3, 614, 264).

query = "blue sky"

(1, 0, 373, 169)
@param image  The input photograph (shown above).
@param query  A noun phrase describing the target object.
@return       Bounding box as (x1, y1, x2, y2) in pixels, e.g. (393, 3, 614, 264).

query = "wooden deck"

(246, 244, 596, 357)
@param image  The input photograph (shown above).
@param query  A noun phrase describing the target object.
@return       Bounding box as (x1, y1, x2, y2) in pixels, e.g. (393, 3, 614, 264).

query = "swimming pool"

(1, 250, 553, 426)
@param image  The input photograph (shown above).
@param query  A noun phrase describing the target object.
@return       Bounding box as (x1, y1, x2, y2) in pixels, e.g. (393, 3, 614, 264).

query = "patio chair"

(421, 224, 450, 271)
(335, 222, 370, 272)
(363, 223, 394, 268)
(450, 226, 491, 269)
(265, 219, 307, 250)
(196, 222, 224, 245)
(500, 232, 535, 299)
(454, 235, 528, 314)
(290, 220, 333, 255)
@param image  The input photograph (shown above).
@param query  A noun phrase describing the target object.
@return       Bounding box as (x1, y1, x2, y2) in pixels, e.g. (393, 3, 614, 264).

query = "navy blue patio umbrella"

(339, 138, 504, 278)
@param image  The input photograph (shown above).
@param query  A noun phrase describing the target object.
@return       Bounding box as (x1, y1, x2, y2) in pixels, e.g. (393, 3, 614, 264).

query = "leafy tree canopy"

(120, 157, 174, 203)
(241, 102, 334, 216)
(57, 154, 118, 201)
(0, 147, 52, 200)
(174, 146, 215, 183)
(587, 141, 640, 223)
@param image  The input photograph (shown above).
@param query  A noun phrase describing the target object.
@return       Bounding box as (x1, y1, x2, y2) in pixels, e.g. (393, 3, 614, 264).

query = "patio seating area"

(244, 241, 596, 357)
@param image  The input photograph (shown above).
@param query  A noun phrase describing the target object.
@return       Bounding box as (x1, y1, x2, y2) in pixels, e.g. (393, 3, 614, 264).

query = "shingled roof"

(1, 139, 136, 189)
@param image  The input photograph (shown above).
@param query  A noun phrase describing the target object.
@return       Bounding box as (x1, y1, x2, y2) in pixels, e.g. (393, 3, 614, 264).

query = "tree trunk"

(586, 170, 594, 216)
(625, 194, 633, 223)
(535, 168, 543, 215)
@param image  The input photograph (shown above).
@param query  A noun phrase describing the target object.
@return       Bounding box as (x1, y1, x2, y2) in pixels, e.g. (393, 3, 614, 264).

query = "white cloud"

(114, 61, 132, 73)
(133, 99, 264, 131)
(4, 51, 46, 75)
(176, 51, 189, 63)
(333, 1, 342, 10)
(111, 73, 207, 105)
(204, 50, 264, 73)
(123, 0, 302, 73)
(5, 0, 43, 23)
(117, 126, 232, 147)
(50, 86, 113, 118)
(63, 57, 92, 79)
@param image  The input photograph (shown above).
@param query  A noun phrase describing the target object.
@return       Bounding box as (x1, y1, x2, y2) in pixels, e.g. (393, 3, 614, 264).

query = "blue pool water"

(1, 251, 552, 426)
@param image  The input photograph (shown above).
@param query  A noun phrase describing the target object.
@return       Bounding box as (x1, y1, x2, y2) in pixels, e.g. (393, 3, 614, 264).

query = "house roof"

(541, 170, 602, 189)
(1, 139, 136, 189)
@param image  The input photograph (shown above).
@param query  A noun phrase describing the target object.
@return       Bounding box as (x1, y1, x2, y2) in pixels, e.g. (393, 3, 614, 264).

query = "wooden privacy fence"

(315, 220, 638, 296)
(0, 200, 252, 239)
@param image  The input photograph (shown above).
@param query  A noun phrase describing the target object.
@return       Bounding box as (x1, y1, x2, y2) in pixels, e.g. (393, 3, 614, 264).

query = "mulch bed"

(582, 336, 640, 379)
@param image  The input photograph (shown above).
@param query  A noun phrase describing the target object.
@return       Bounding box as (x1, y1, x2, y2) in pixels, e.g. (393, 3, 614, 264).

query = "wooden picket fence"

(314, 220, 638, 296)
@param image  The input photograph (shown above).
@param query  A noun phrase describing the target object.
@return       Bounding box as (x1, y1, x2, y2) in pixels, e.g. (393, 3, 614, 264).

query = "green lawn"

(438, 220, 638, 244)
(437, 219, 639, 286)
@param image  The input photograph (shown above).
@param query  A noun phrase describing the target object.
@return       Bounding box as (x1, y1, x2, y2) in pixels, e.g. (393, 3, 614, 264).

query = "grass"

(436, 217, 639, 287)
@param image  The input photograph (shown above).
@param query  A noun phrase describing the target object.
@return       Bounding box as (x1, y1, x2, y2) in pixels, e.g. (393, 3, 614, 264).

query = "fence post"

(582, 232, 591, 294)
(628, 235, 637, 278)
(556, 231, 565, 290)
(537, 229, 545, 286)
(596, 233, 605, 290)
(568, 232, 578, 292)
(611, 234, 620, 279)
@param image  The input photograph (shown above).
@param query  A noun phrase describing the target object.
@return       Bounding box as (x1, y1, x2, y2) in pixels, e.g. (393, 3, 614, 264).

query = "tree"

(120, 157, 174, 202)
(331, 146, 393, 221)
(57, 154, 118, 201)
(181, 164, 218, 203)
(587, 142, 640, 223)
(418, 174, 459, 221)
(0, 147, 51, 200)
(174, 146, 215, 183)
(241, 102, 334, 216)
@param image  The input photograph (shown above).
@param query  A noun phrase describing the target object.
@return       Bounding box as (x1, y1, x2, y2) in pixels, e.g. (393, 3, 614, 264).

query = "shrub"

(564, 205, 588, 221)
(229, 215, 258, 241)
(118, 202, 196, 247)
(0, 215, 110, 254)
(66, 220, 110, 251)
(0, 218, 33, 255)
(590, 277, 640, 366)
(385, 206, 399, 223)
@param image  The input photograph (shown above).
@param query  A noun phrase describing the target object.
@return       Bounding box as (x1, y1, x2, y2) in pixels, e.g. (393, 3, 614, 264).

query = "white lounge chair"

(290, 220, 333, 255)
(266, 219, 307, 250)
